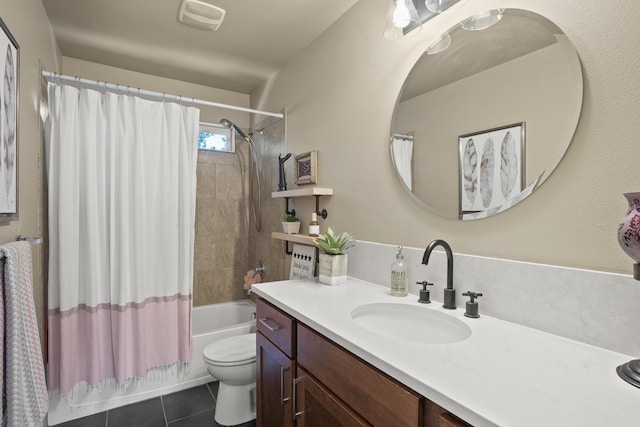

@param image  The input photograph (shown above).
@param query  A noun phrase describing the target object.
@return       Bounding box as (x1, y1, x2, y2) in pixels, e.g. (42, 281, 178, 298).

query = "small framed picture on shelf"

(294, 150, 317, 185)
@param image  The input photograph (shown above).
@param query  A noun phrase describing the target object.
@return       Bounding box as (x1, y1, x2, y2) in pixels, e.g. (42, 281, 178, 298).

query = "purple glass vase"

(616, 192, 640, 388)
(618, 192, 640, 279)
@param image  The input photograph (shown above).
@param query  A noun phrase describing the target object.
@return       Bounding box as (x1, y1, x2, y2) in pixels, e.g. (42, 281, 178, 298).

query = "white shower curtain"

(391, 136, 414, 191)
(46, 83, 199, 397)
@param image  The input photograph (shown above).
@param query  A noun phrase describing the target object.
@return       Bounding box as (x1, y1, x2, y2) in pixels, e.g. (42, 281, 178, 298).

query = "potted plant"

(313, 228, 355, 285)
(282, 213, 301, 234)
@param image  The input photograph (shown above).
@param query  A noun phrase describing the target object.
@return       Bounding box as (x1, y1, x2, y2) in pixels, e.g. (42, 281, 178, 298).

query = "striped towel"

(1, 242, 48, 426)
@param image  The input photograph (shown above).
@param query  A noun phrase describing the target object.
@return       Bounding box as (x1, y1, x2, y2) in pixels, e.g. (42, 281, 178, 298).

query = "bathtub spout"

(243, 261, 265, 292)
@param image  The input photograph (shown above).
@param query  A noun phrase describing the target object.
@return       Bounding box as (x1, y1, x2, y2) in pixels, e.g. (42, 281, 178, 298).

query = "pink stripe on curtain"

(48, 295, 192, 396)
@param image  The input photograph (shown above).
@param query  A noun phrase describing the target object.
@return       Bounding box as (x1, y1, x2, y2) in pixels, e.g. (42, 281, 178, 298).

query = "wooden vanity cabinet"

(297, 323, 422, 427)
(256, 298, 471, 427)
(257, 299, 296, 427)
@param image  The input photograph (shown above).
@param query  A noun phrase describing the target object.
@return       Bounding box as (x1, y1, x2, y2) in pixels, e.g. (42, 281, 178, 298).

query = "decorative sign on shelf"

(289, 244, 316, 280)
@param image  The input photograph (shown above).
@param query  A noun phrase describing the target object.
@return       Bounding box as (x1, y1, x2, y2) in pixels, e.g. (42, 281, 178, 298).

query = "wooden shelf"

(272, 187, 333, 198)
(272, 232, 316, 246)
(272, 187, 332, 255)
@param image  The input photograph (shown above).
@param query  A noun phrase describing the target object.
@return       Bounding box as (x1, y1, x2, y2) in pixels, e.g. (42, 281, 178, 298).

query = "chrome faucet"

(422, 239, 456, 309)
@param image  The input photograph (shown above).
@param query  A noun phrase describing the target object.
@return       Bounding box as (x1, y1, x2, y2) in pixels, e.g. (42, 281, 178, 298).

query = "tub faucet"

(422, 239, 456, 310)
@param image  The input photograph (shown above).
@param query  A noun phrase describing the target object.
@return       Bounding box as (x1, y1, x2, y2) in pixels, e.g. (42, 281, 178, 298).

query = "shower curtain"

(391, 136, 414, 191)
(46, 83, 199, 397)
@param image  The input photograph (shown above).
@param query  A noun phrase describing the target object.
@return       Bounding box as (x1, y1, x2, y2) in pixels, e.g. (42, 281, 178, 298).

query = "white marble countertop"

(251, 277, 640, 427)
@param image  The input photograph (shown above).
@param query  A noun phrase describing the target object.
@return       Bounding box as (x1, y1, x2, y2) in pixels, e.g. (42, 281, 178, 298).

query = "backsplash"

(348, 240, 640, 357)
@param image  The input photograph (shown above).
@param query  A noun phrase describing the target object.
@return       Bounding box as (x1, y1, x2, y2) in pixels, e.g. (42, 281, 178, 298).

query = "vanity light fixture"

(425, 0, 447, 14)
(461, 9, 504, 31)
(384, 0, 422, 40)
(425, 0, 466, 14)
(384, 0, 465, 40)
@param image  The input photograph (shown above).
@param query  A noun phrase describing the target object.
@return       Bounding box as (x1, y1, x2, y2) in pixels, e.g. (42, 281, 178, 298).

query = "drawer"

(297, 323, 422, 427)
(256, 298, 295, 357)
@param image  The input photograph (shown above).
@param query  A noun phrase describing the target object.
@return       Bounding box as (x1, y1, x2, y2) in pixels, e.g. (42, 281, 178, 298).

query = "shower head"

(219, 118, 263, 232)
(219, 118, 248, 140)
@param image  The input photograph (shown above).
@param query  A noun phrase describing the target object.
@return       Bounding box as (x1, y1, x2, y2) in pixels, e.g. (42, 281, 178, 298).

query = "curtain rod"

(42, 71, 284, 119)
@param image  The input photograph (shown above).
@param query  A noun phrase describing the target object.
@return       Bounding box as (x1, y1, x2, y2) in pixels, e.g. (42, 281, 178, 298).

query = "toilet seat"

(203, 333, 256, 367)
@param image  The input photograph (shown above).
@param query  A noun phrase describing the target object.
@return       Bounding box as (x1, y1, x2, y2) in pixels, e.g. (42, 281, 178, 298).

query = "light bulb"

(425, 0, 445, 13)
(393, 0, 411, 29)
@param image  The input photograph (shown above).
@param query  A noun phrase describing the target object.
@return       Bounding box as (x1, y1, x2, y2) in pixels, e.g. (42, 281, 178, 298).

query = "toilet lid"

(203, 333, 256, 365)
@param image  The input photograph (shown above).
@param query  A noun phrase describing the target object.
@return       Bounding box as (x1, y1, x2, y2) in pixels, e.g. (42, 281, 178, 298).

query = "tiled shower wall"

(193, 149, 250, 306)
(193, 116, 287, 307)
(251, 116, 287, 284)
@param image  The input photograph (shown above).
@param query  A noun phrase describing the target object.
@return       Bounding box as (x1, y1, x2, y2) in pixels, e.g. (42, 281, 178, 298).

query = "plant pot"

(318, 253, 347, 286)
(282, 221, 301, 234)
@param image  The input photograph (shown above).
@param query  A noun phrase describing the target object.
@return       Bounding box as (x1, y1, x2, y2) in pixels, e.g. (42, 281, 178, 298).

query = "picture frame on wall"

(458, 123, 525, 219)
(0, 17, 18, 221)
(294, 150, 318, 185)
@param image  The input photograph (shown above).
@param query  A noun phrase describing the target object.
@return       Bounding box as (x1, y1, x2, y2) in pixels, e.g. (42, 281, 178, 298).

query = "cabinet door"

(438, 413, 471, 427)
(298, 324, 421, 427)
(257, 332, 293, 427)
(295, 368, 371, 427)
(424, 400, 472, 427)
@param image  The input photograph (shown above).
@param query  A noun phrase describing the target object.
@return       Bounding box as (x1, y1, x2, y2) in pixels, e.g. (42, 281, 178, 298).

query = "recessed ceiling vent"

(178, 0, 226, 31)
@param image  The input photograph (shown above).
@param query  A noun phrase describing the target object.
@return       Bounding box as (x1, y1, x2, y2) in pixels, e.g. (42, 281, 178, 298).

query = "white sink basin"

(351, 303, 471, 344)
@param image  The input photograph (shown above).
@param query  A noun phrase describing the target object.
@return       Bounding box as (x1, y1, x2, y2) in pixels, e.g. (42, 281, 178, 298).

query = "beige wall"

(0, 0, 61, 352)
(252, 0, 640, 276)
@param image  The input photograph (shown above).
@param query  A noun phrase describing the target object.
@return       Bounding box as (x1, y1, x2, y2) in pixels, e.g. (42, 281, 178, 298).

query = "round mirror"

(390, 9, 583, 220)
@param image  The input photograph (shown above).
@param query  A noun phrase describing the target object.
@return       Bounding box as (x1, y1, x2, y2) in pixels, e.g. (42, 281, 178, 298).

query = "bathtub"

(48, 299, 257, 425)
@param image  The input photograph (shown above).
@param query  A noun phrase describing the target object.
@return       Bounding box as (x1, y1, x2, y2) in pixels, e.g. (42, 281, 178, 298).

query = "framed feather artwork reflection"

(458, 123, 525, 219)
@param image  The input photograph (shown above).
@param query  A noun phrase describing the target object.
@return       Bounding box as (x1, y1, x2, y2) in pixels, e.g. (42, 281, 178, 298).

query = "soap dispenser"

(390, 246, 408, 296)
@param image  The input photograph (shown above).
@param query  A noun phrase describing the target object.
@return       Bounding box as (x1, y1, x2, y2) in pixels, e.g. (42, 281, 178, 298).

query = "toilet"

(203, 333, 257, 426)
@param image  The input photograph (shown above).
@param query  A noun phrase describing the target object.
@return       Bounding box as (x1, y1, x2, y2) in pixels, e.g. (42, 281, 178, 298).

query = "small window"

(198, 122, 235, 153)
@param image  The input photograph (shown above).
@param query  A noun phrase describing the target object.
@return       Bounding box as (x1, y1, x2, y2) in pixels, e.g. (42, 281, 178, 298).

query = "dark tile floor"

(54, 382, 257, 427)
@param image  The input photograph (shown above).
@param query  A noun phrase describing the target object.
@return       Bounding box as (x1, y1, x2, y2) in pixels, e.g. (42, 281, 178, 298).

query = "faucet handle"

(416, 281, 433, 304)
(462, 291, 483, 303)
(462, 291, 483, 318)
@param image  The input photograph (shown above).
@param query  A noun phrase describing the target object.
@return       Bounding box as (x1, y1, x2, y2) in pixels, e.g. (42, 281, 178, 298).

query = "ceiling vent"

(178, 0, 226, 31)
